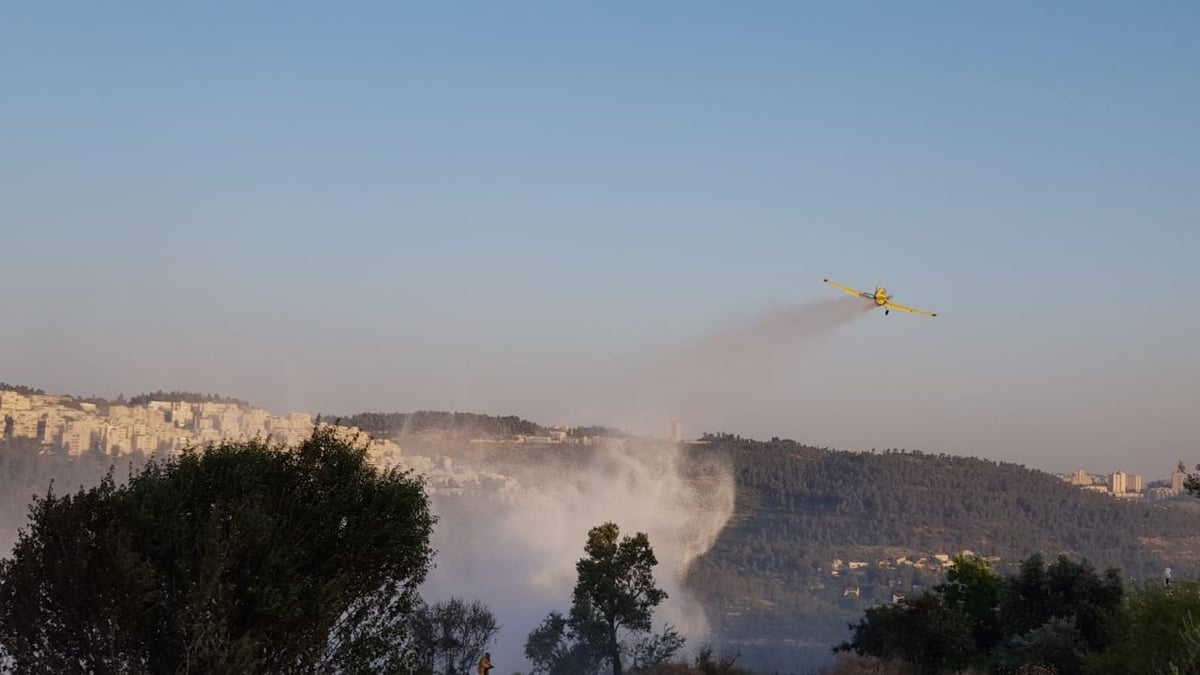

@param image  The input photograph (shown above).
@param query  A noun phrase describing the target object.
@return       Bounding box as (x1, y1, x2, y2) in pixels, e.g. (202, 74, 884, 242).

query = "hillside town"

(0, 389, 394, 459)
(0, 389, 538, 498)
(1057, 466, 1190, 501)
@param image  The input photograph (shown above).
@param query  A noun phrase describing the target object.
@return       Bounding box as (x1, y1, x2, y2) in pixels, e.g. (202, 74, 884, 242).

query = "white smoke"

(413, 294, 874, 671)
(421, 441, 734, 670)
(580, 295, 876, 434)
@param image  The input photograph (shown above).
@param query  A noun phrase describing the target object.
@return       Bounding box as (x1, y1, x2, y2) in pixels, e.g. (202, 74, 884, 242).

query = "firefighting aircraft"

(823, 278, 938, 317)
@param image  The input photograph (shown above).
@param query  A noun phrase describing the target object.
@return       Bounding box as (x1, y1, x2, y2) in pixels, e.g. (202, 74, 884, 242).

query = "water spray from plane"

(421, 441, 734, 669)
(415, 294, 874, 669)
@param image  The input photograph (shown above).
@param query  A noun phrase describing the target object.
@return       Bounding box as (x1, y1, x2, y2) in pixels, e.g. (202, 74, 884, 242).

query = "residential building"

(1110, 471, 1126, 495)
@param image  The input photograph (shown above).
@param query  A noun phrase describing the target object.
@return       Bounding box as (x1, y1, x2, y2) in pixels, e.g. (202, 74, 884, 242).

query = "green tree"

(525, 522, 680, 675)
(525, 611, 602, 675)
(0, 427, 436, 673)
(935, 554, 1004, 654)
(573, 522, 672, 675)
(834, 591, 976, 674)
(992, 616, 1088, 675)
(837, 553, 1124, 675)
(998, 553, 1123, 656)
(1086, 580, 1200, 674)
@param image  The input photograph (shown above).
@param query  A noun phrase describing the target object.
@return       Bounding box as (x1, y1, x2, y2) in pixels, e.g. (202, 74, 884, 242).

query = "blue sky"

(2, 2, 1197, 477)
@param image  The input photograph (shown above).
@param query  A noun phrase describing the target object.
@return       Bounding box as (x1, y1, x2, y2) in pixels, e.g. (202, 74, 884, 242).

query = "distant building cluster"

(468, 428, 594, 446)
(0, 391, 400, 466)
(1058, 464, 1190, 501)
(0, 390, 558, 501)
(829, 550, 1001, 577)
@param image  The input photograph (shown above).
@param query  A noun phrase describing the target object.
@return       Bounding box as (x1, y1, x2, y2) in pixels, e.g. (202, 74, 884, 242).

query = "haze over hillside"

(3, 383, 1198, 672)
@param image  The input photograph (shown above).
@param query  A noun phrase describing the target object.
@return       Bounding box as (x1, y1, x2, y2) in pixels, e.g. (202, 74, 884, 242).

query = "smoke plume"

(414, 295, 873, 670)
(421, 442, 734, 670)
(575, 295, 876, 434)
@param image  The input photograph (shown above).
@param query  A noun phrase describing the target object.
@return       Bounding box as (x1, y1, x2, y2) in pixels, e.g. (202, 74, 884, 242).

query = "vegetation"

(681, 435, 1200, 658)
(421, 431, 1198, 673)
(0, 427, 436, 673)
(1184, 461, 1200, 498)
(334, 410, 548, 438)
(0, 437, 155, 557)
(525, 522, 683, 675)
(3, 397, 1198, 673)
(836, 556, 1200, 674)
(0, 386, 250, 410)
(0, 383, 45, 396)
(836, 554, 1125, 674)
(568, 426, 635, 439)
(1086, 580, 1200, 674)
(639, 645, 752, 674)
(125, 390, 250, 407)
(407, 596, 500, 675)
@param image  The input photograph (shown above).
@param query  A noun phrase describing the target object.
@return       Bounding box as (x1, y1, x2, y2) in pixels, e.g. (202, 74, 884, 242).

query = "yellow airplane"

(823, 278, 938, 317)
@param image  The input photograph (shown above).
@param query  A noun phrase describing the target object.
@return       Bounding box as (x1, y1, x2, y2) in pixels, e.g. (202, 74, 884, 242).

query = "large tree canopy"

(0, 427, 436, 673)
(526, 522, 681, 675)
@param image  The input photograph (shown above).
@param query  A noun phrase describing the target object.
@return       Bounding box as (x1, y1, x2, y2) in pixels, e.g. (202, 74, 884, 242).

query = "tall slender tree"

(525, 521, 679, 675)
(572, 522, 670, 675)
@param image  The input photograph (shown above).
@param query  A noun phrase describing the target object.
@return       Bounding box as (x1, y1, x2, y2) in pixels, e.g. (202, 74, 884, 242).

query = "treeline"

(0, 384, 45, 397)
(331, 410, 548, 438)
(836, 553, 1200, 674)
(0, 385, 249, 409)
(125, 391, 249, 407)
(567, 425, 634, 438)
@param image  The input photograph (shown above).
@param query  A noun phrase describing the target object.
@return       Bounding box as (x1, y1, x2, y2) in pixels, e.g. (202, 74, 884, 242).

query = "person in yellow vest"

(478, 651, 494, 675)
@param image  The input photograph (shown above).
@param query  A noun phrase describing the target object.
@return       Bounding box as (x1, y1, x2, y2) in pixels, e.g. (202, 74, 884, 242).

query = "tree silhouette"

(408, 596, 500, 675)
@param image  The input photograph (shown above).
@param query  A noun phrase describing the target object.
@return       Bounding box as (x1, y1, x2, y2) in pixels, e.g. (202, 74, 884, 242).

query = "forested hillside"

(681, 434, 1200, 671)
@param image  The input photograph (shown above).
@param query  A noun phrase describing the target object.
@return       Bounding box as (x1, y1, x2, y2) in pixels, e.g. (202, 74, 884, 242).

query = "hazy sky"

(2, 2, 1196, 478)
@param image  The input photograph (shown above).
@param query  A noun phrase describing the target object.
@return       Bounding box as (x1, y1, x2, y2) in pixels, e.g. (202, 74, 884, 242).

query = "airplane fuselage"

(872, 287, 889, 305)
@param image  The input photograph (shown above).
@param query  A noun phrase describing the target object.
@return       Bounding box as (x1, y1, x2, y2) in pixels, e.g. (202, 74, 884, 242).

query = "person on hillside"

(478, 651, 494, 675)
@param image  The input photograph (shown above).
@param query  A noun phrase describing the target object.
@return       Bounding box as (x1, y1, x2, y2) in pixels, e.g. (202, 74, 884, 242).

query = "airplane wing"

(823, 278, 871, 299)
(883, 300, 938, 317)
